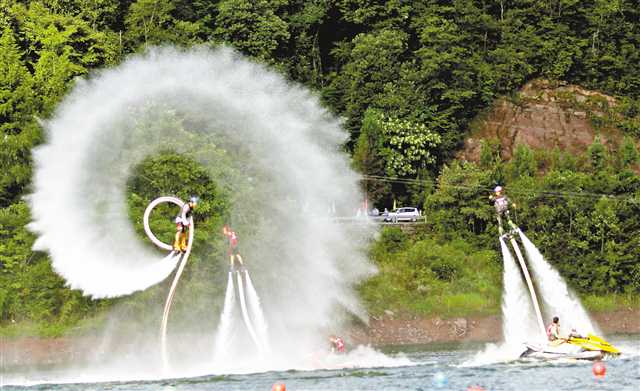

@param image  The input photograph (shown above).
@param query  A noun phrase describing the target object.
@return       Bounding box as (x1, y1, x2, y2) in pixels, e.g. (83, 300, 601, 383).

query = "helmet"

(189, 196, 199, 204)
(494, 186, 503, 193)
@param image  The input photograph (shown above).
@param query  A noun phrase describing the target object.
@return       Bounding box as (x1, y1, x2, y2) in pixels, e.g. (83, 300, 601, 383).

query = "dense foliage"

(1, 0, 639, 331)
(360, 228, 502, 317)
(424, 142, 640, 295)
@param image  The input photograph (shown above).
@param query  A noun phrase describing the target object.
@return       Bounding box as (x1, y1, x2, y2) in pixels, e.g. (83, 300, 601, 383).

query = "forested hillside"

(1, 0, 639, 332)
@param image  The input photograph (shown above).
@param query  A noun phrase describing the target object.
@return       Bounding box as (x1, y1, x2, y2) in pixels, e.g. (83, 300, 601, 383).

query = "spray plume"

(27, 46, 377, 373)
(518, 231, 599, 334)
(499, 238, 540, 345)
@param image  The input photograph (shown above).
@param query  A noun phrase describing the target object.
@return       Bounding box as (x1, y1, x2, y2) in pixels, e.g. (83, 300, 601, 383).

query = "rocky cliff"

(459, 79, 635, 162)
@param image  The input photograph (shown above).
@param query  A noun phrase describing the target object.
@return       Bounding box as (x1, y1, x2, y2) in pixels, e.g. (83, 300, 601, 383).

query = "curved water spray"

(27, 46, 375, 373)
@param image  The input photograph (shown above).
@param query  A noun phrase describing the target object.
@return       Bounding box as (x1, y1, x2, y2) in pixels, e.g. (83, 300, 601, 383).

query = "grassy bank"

(0, 311, 108, 338)
(582, 293, 640, 313)
(358, 227, 640, 320)
(358, 228, 503, 318)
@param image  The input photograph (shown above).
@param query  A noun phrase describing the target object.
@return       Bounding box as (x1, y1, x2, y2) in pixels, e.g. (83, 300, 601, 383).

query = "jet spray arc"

(143, 196, 195, 371)
(213, 227, 270, 361)
(499, 226, 546, 336)
(217, 268, 270, 355)
(28, 47, 378, 377)
(493, 186, 619, 360)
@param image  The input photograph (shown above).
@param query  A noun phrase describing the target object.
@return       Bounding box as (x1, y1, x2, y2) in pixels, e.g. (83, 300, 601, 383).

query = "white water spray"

(26, 46, 377, 375)
(518, 231, 599, 335)
(236, 271, 263, 352)
(500, 238, 540, 345)
(213, 272, 236, 363)
(245, 271, 270, 352)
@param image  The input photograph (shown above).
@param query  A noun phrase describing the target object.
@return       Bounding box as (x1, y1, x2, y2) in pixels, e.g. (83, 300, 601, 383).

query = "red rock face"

(460, 80, 625, 162)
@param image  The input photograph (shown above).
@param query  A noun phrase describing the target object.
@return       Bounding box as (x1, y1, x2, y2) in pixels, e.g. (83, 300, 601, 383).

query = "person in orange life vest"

(173, 196, 198, 252)
(329, 335, 346, 354)
(223, 224, 244, 270)
(546, 316, 567, 345)
(489, 186, 516, 235)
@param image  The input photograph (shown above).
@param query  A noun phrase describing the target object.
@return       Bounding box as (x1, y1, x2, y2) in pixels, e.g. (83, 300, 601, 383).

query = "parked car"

(384, 207, 420, 222)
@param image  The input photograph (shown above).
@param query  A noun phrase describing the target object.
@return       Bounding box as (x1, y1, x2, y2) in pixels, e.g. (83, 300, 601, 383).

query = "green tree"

(375, 111, 442, 177)
(281, 0, 328, 87)
(330, 28, 408, 139)
(619, 136, 638, 168)
(125, 0, 203, 48)
(424, 161, 495, 241)
(588, 136, 607, 172)
(0, 28, 40, 206)
(213, 0, 289, 63)
(508, 144, 537, 179)
(353, 108, 389, 206)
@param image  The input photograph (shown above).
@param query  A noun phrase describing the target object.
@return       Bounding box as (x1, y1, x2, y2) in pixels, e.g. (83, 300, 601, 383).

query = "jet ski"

(520, 334, 620, 360)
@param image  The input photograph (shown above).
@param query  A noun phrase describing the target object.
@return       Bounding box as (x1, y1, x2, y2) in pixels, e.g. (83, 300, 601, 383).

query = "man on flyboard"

(489, 186, 516, 236)
(223, 224, 244, 271)
(173, 196, 198, 252)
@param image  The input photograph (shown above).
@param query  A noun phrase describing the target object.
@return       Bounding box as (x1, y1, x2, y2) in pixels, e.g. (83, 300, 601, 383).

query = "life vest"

(176, 204, 193, 226)
(546, 323, 557, 340)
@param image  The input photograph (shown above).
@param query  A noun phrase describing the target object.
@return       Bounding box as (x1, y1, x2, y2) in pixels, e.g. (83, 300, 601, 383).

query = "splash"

(465, 238, 541, 366)
(499, 238, 540, 345)
(212, 272, 236, 363)
(518, 231, 599, 335)
(245, 271, 270, 352)
(26, 46, 376, 376)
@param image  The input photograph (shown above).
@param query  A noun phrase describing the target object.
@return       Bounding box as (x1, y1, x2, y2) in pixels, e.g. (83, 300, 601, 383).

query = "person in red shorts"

(329, 335, 346, 354)
(223, 224, 244, 270)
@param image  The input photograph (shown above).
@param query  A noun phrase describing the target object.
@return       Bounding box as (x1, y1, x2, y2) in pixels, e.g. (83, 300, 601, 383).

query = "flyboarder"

(173, 196, 198, 252)
(223, 224, 244, 270)
(489, 186, 516, 236)
(329, 335, 346, 354)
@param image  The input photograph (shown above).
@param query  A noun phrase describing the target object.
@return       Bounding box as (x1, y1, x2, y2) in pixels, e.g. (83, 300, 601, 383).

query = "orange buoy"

(592, 361, 606, 378)
(272, 383, 286, 391)
(467, 386, 485, 391)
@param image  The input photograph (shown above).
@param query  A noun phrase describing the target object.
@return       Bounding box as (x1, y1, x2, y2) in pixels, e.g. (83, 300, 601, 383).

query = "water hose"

(143, 196, 194, 371)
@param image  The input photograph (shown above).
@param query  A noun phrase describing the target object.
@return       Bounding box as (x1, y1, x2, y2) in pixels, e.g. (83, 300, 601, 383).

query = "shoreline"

(2, 309, 638, 368)
(349, 309, 640, 346)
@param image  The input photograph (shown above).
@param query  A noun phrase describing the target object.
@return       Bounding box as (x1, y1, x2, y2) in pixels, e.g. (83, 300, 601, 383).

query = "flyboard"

(499, 222, 620, 360)
(143, 196, 195, 371)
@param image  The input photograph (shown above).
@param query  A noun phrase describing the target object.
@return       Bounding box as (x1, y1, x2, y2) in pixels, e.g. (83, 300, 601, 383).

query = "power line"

(361, 175, 639, 202)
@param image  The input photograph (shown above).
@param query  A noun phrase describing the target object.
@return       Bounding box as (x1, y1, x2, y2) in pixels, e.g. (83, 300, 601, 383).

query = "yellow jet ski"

(521, 334, 620, 360)
(567, 334, 620, 355)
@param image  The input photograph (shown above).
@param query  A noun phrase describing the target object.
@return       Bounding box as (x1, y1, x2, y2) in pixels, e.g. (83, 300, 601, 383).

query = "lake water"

(2, 337, 638, 390)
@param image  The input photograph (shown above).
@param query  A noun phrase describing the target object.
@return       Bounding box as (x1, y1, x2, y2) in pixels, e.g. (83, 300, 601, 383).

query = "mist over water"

(25, 46, 378, 379)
